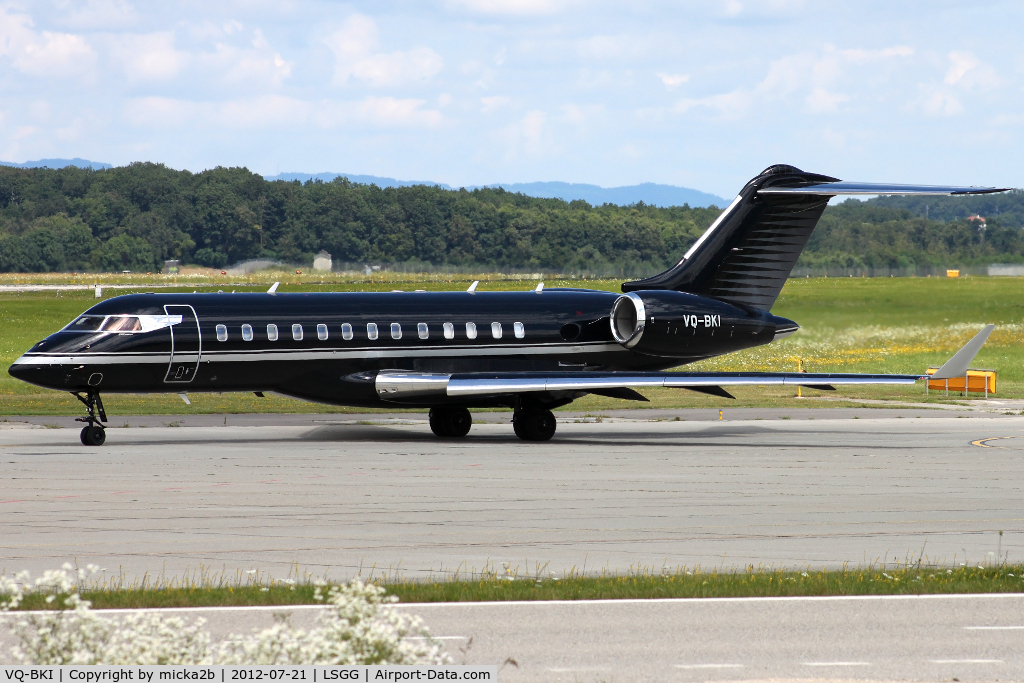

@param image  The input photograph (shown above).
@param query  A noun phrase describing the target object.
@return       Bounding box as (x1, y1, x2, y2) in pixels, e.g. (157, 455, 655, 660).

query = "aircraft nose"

(8, 358, 30, 381)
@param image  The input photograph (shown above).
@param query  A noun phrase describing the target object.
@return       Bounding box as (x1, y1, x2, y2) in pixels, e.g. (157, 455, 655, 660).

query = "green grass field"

(0, 273, 1021, 415)
(11, 564, 1024, 610)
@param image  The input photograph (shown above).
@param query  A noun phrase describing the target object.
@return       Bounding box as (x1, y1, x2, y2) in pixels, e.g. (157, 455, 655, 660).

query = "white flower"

(0, 569, 449, 666)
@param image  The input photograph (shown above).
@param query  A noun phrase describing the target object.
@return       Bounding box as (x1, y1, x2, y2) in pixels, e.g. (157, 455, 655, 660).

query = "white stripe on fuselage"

(14, 341, 627, 365)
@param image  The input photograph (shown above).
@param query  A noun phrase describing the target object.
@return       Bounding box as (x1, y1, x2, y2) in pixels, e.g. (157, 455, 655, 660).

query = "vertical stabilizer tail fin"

(622, 165, 837, 311)
(622, 166, 1011, 312)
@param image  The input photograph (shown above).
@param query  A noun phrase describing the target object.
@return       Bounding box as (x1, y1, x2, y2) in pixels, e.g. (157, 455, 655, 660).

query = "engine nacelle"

(610, 290, 796, 358)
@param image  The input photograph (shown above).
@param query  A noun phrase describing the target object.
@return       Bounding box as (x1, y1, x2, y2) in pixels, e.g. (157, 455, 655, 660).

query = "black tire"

(429, 406, 472, 438)
(81, 425, 105, 446)
(513, 409, 557, 441)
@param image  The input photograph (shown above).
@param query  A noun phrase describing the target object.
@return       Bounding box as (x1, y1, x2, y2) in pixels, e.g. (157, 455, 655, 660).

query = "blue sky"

(0, 0, 1020, 196)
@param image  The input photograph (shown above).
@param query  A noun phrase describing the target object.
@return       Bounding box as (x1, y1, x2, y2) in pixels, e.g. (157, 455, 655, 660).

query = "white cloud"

(0, 11, 97, 80)
(354, 96, 443, 127)
(326, 14, 442, 87)
(919, 89, 963, 117)
(446, 0, 572, 15)
(124, 94, 442, 131)
(110, 32, 185, 81)
(658, 73, 689, 89)
(944, 50, 999, 90)
(53, 0, 137, 30)
(500, 110, 547, 157)
(806, 87, 849, 113)
(674, 89, 754, 119)
(673, 44, 912, 121)
(480, 95, 511, 113)
(945, 51, 979, 85)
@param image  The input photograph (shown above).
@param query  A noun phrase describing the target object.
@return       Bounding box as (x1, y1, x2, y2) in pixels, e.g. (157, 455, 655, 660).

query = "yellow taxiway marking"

(971, 436, 1021, 448)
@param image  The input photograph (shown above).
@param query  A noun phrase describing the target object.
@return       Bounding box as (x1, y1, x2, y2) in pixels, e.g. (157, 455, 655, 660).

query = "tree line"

(0, 162, 1019, 274)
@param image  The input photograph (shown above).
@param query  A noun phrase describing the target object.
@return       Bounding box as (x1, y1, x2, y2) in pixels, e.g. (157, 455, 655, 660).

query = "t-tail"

(622, 165, 1009, 311)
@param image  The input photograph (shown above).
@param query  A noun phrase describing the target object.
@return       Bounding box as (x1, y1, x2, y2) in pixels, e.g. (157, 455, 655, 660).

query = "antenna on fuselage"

(467, 281, 479, 292)
(267, 282, 279, 293)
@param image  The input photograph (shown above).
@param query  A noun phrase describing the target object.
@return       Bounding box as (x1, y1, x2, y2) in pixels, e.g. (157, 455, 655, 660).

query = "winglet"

(930, 324, 995, 379)
(535, 282, 544, 292)
(267, 282, 279, 293)
(467, 280, 479, 292)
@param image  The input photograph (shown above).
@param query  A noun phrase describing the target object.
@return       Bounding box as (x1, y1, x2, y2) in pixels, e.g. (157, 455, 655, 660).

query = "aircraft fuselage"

(10, 288, 794, 409)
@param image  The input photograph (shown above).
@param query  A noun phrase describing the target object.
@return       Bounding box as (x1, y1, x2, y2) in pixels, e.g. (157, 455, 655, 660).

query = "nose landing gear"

(73, 391, 107, 446)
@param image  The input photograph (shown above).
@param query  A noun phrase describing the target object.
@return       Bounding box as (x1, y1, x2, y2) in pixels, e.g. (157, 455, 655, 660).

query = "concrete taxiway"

(1, 409, 1022, 580)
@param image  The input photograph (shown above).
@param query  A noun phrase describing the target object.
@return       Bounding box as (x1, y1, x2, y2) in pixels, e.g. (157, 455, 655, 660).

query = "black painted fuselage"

(10, 288, 794, 409)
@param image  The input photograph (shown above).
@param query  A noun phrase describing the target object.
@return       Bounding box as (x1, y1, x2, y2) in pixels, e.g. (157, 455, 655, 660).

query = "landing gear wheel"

(513, 409, 556, 441)
(73, 391, 108, 446)
(80, 425, 106, 446)
(429, 406, 472, 438)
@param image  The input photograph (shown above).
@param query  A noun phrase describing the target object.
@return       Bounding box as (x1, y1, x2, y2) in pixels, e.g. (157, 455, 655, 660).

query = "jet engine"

(610, 290, 795, 357)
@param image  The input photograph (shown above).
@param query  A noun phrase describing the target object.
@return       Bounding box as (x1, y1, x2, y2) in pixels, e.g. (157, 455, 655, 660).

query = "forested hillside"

(0, 163, 1019, 274)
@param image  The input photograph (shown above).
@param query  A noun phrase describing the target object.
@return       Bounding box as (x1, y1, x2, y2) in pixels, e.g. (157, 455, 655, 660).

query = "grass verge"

(13, 566, 1024, 610)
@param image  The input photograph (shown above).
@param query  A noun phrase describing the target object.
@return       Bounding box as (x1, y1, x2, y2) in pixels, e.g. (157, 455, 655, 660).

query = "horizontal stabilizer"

(759, 182, 1010, 196)
(930, 324, 995, 379)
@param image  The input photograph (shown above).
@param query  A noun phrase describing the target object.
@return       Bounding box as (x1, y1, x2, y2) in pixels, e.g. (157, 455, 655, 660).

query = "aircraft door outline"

(164, 304, 201, 383)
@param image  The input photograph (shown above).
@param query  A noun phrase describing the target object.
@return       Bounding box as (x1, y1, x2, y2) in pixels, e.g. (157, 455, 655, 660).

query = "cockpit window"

(63, 314, 181, 334)
(101, 316, 143, 332)
(71, 316, 106, 331)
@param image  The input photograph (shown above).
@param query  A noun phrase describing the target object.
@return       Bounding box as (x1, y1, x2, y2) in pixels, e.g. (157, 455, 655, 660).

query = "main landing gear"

(74, 391, 107, 446)
(512, 408, 557, 442)
(429, 406, 472, 438)
(427, 403, 558, 441)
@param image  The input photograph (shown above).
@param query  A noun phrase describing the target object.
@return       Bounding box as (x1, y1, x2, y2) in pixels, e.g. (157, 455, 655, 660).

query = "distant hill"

(0, 158, 111, 170)
(482, 181, 727, 209)
(265, 172, 728, 208)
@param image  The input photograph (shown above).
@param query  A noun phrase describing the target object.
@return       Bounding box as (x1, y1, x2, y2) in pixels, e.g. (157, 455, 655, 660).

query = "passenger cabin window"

(317, 324, 328, 341)
(71, 316, 105, 331)
(443, 322, 454, 339)
(514, 322, 525, 339)
(466, 322, 477, 340)
(391, 323, 402, 340)
(341, 323, 353, 340)
(242, 324, 253, 342)
(267, 324, 279, 341)
(491, 322, 503, 339)
(292, 324, 303, 341)
(216, 324, 228, 342)
(367, 323, 379, 340)
(418, 322, 429, 339)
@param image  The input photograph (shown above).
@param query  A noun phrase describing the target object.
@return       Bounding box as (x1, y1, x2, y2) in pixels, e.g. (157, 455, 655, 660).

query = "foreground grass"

(13, 565, 1024, 610)
(1, 275, 1023, 415)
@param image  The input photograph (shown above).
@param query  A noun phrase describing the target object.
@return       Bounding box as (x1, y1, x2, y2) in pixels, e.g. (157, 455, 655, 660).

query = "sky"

(0, 0, 1021, 197)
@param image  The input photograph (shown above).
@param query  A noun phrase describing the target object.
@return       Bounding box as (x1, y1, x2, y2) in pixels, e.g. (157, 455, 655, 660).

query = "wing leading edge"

(375, 370, 921, 401)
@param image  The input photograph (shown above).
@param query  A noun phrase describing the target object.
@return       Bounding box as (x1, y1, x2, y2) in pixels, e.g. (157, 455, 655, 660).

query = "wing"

(373, 325, 994, 402)
(374, 369, 921, 401)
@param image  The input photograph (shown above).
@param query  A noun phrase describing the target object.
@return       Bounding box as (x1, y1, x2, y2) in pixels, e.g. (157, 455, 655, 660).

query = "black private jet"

(9, 165, 1006, 445)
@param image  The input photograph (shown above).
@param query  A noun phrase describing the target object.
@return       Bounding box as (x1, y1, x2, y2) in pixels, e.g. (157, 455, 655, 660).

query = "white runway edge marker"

(803, 662, 871, 667)
(964, 625, 1024, 630)
(930, 659, 1003, 664)
(675, 664, 745, 669)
